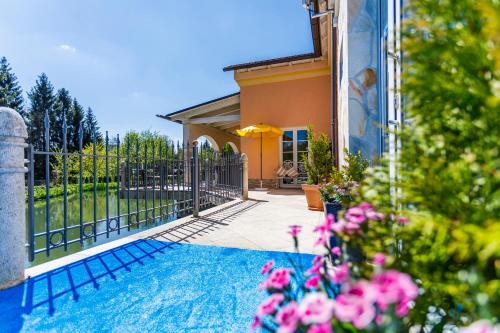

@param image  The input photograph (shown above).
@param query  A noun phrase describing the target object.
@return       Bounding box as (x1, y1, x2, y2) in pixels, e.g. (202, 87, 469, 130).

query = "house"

(158, 0, 401, 189)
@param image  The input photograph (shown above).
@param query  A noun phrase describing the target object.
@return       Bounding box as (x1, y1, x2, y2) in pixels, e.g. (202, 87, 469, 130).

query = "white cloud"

(58, 44, 77, 54)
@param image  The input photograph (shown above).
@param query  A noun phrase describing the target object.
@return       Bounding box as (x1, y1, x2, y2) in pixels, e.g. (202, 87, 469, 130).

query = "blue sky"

(0, 0, 313, 141)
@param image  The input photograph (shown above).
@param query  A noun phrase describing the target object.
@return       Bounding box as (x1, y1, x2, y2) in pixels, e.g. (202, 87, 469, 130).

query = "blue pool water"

(0, 240, 313, 332)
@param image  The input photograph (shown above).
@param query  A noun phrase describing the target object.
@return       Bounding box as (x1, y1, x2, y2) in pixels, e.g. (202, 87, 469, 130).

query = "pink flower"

(312, 255, 323, 266)
(373, 253, 386, 266)
(314, 215, 335, 235)
(307, 256, 324, 275)
(261, 260, 275, 275)
(397, 216, 409, 225)
(366, 210, 385, 221)
(288, 225, 303, 237)
(314, 215, 336, 246)
(359, 202, 374, 211)
(257, 293, 285, 315)
(265, 268, 293, 290)
(275, 301, 300, 333)
(334, 281, 377, 329)
(331, 246, 342, 256)
(305, 274, 321, 289)
(325, 214, 335, 229)
(459, 320, 500, 333)
(329, 263, 349, 284)
(344, 280, 378, 302)
(307, 323, 333, 333)
(331, 219, 346, 234)
(352, 301, 376, 329)
(299, 293, 335, 324)
(345, 207, 366, 224)
(250, 315, 261, 331)
(345, 221, 362, 234)
(371, 270, 418, 315)
(314, 231, 331, 247)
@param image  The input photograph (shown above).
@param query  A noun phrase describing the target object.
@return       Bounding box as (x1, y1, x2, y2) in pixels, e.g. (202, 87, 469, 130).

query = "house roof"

(223, 0, 322, 72)
(156, 92, 240, 133)
(222, 52, 318, 72)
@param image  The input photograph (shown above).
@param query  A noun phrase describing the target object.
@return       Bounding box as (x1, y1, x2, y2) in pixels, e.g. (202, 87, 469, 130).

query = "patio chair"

(275, 160, 299, 179)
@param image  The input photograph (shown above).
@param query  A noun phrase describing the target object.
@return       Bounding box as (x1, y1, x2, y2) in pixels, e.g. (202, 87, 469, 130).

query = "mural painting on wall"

(348, 0, 381, 160)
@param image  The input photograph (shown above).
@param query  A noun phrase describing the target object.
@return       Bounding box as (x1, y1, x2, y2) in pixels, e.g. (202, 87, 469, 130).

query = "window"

(280, 128, 309, 187)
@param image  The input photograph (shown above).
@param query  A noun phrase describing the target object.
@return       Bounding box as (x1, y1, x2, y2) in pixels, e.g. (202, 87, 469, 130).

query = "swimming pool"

(0, 240, 312, 332)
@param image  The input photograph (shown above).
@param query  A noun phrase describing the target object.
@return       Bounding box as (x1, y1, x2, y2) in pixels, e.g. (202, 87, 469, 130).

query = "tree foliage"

(361, 0, 500, 327)
(303, 125, 333, 185)
(83, 107, 101, 144)
(53, 88, 72, 148)
(0, 57, 24, 116)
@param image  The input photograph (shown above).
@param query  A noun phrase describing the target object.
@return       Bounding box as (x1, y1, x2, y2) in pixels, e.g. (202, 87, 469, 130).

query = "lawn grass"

(30, 182, 118, 201)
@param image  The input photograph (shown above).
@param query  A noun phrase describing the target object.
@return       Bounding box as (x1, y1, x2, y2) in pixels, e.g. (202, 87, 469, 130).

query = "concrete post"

(240, 153, 248, 200)
(0, 107, 28, 289)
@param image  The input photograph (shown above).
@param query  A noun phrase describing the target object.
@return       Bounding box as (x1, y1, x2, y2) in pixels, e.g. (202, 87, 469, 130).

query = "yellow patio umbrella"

(236, 124, 283, 190)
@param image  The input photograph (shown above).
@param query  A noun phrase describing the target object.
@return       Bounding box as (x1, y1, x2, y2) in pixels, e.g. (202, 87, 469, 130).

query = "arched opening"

(222, 142, 239, 154)
(196, 135, 220, 152)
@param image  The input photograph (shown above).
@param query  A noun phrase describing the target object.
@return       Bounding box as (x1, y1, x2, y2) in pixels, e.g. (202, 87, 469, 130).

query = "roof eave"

(157, 92, 240, 120)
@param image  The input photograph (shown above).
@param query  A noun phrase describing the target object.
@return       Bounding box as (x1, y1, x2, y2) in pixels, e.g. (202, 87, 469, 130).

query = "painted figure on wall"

(347, 0, 381, 161)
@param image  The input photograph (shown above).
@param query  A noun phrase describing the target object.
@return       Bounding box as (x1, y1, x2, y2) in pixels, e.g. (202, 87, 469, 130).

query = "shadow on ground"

(146, 199, 263, 243)
(0, 199, 310, 333)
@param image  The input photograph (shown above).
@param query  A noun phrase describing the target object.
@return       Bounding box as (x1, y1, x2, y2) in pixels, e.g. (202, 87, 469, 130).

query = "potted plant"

(319, 179, 359, 219)
(301, 126, 333, 211)
(320, 149, 369, 217)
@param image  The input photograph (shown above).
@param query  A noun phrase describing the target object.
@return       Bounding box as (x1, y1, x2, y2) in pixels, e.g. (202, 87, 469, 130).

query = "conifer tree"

(27, 73, 56, 180)
(67, 98, 85, 151)
(83, 107, 101, 145)
(0, 57, 25, 117)
(27, 73, 55, 150)
(53, 88, 72, 149)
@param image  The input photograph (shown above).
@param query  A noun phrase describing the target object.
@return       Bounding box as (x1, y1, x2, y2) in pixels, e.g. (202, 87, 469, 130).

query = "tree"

(27, 73, 56, 180)
(0, 56, 25, 117)
(53, 88, 72, 149)
(361, 0, 500, 328)
(222, 143, 234, 155)
(83, 107, 101, 145)
(303, 125, 332, 185)
(67, 98, 85, 151)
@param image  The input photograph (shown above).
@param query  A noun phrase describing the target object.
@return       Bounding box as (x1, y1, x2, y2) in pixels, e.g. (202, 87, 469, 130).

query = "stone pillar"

(241, 153, 248, 200)
(0, 107, 28, 289)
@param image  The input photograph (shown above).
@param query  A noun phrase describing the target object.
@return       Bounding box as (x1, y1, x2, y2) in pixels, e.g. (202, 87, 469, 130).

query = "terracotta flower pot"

(301, 184, 323, 211)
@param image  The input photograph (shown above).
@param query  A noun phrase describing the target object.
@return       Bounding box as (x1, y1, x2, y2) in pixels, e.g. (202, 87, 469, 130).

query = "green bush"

(360, 0, 500, 327)
(302, 125, 333, 185)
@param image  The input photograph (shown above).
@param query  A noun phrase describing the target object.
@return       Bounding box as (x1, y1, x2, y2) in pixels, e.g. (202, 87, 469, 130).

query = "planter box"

(323, 201, 342, 220)
(301, 184, 323, 211)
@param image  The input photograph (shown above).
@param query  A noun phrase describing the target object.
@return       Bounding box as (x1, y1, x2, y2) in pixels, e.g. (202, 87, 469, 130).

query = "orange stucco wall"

(239, 74, 332, 180)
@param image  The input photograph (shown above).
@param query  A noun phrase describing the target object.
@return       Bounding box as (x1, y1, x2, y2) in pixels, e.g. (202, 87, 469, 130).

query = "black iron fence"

(25, 112, 243, 262)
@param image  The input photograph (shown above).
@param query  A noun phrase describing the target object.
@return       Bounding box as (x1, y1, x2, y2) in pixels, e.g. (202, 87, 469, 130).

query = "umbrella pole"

(260, 132, 263, 188)
(256, 131, 267, 191)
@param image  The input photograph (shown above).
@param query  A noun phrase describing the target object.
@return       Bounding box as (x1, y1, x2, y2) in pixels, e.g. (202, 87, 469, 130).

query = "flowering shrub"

(318, 149, 368, 205)
(252, 204, 421, 332)
(319, 181, 358, 205)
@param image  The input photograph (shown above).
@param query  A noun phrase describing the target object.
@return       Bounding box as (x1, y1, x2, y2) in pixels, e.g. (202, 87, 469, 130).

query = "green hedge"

(31, 182, 118, 201)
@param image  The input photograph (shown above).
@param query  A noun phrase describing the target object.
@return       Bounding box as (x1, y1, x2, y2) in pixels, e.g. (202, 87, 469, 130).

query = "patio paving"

(26, 189, 324, 278)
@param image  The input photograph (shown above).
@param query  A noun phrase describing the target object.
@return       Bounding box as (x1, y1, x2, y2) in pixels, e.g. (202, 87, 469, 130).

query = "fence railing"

(25, 111, 244, 263)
